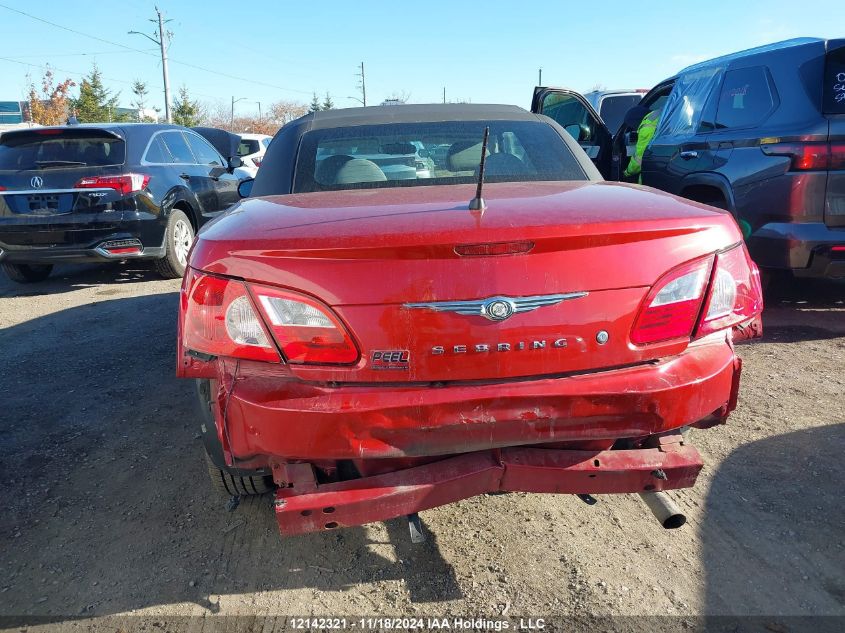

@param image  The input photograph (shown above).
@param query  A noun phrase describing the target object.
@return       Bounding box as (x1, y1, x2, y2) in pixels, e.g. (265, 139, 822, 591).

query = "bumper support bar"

(274, 445, 702, 536)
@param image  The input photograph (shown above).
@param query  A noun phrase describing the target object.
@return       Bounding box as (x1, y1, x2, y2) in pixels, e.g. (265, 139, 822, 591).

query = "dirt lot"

(0, 263, 843, 631)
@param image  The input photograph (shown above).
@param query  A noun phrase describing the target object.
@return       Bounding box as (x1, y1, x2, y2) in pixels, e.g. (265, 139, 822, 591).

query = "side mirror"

(237, 178, 254, 198)
(563, 124, 581, 140)
(417, 149, 430, 158)
(228, 156, 243, 171)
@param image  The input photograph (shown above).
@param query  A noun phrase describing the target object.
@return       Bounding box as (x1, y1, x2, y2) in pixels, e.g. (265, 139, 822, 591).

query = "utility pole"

(129, 6, 172, 123)
(355, 62, 367, 107)
(538, 67, 543, 86)
(255, 101, 262, 121)
(231, 96, 246, 130)
(443, 87, 446, 104)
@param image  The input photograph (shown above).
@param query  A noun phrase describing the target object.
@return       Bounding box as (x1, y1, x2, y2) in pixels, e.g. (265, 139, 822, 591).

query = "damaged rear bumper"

(274, 443, 703, 535)
(217, 338, 739, 462)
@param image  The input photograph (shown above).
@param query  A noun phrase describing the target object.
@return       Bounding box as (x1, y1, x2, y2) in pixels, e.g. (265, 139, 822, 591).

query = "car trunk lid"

(193, 181, 742, 382)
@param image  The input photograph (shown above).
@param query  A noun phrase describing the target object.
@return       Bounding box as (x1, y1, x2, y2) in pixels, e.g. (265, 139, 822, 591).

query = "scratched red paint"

(177, 180, 763, 536)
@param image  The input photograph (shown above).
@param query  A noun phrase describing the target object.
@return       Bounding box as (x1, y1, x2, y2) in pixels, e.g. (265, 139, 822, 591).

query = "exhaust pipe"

(639, 492, 686, 529)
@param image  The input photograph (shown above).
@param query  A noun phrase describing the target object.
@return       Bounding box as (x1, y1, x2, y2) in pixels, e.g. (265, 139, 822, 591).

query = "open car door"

(531, 87, 613, 178)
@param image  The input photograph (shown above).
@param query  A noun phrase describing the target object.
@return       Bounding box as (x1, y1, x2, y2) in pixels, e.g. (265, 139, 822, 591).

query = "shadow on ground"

(0, 262, 163, 298)
(0, 288, 462, 621)
(703, 423, 845, 617)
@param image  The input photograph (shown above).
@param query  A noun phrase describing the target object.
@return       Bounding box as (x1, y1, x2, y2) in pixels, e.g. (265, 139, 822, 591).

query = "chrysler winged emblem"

(31, 176, 44, 189)
(403, 292, 587, 322)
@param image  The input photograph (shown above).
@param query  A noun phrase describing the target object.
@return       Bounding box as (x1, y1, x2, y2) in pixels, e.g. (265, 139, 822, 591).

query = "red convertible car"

(177, 105, 763, 538)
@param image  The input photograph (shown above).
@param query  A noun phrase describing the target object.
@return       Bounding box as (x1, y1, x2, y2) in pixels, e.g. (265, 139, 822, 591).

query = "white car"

(236, 133, 272, 177)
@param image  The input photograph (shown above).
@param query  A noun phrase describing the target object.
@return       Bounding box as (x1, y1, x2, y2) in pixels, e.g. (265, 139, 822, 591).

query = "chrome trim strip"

(404, 292, 588, 321)
(0, 188, 112, 195)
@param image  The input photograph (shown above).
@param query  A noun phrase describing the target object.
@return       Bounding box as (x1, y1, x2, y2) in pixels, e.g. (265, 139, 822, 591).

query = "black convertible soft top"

(192, 127, 241, 161)
(304, 104, 539, 130)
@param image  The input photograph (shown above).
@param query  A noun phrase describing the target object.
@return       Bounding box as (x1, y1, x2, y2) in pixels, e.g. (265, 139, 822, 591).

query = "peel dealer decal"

(370, 350, 410, 370)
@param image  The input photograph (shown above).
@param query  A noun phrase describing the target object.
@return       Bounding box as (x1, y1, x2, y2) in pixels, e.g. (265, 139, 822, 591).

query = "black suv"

(0, 123, 242, 282)
(532, 37, 845, 280)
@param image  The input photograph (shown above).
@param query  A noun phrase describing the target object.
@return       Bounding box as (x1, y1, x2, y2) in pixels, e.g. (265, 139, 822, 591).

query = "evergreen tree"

(71, 64, 121, 122)
(322, 92, 335, 110)
(308, 92, 321, 113)
(172, 85, 201, 127)
(130, 80, 155, 122)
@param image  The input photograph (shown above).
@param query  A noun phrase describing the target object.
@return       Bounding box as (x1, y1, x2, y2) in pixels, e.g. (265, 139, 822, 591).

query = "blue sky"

(1, 0, 843, 115)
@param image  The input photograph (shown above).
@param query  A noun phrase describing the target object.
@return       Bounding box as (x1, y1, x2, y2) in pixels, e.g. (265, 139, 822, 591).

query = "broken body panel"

(178, 177, 761, 536)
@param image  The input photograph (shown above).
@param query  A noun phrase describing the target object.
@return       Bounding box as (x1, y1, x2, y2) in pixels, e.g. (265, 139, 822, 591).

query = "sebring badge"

(403, 292, 587, 322)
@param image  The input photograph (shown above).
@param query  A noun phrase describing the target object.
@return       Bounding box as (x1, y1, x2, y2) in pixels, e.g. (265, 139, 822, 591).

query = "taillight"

(251, 284, 359, 364)
(630, 256, 713, 345)
(761, 142, 845, 171)
(181, 270, 359, 365)
(253, 157, 262, 168)
(182, 271, 280, 363)
(75, 173, 150, 195)
(695, 244, 763, 338)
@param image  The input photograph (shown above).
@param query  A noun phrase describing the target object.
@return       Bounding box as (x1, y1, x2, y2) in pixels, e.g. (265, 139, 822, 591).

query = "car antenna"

(468, 126, 490, 211)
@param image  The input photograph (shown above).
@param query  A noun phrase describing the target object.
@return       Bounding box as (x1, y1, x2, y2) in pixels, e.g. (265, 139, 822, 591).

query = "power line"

(0, 3, 315, 97)
(0, 56, 222, 100)
(2, 50, 158, 60)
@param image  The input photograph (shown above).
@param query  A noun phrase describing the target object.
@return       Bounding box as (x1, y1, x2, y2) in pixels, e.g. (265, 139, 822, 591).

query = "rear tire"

(205, 453, 275, 497)
(195, 379, 275, 497)
(154, 209, 194, 279)
(1, 263, 53, 283)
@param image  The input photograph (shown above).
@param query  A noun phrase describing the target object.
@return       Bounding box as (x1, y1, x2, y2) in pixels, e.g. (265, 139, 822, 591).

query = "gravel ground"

(0, 263, 842, 632)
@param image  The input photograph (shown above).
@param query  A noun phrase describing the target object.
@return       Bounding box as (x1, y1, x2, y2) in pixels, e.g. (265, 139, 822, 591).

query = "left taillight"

(182, 270, 280, 363)
(251, 284, 359, 365)
(252, 157, 262, 168)
(181, 270, 359, 365)
(75, 173, 150, 195)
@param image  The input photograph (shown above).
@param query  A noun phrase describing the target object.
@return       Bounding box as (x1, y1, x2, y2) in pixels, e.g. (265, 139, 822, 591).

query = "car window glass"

(653, 67, 722, 140)
(715, 67, 775, 129)
(160, 131, 195, 164)
(0, 132, 125, 169)
(261, 138, 271, 149)
(237, 139, 261, 156)
(144, 135, 172, 163)
(823, 45, 845, 114)
(293, 120, 585, 193)
(599, 95, 643, 134)
(540, 93, 595, 143)
(185, 132, 224, 166)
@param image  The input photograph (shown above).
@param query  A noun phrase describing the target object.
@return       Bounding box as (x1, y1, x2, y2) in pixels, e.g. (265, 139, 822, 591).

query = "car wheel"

(205, 453, 275, 497)
(195, 379, 275, 497)
(1, 262, 53, 283)
(154, 209, 194, 279)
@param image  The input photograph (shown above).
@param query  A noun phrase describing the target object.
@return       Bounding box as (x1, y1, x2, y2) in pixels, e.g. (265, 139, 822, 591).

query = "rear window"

(238, 140, 261, 156)
(0, 130, 125, 170)
(599, 94, 643, 133)
(292, 120, 586, 193)
(715, 67, 776, 129)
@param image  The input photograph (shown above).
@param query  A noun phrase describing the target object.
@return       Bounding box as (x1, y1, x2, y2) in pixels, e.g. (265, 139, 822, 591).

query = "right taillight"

(631, 243, 763, 346)
(695, 244, 763, 338)
(630, 256, 713, 345)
